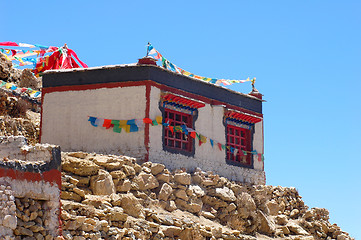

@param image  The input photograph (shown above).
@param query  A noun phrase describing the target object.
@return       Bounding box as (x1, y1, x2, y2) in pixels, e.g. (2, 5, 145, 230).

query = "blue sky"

(3, 0, 361, 238)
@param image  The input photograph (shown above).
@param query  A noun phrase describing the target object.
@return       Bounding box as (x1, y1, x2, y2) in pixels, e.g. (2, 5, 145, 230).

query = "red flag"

(217, 143, 222, 151)
(0, 42, 19, 46)
(169, 126, 174, 134)
(190, 132, 196, 139)
(258, 153, 263, 162)
(143, 118, 153, 124)
(103, 119, 112, 129)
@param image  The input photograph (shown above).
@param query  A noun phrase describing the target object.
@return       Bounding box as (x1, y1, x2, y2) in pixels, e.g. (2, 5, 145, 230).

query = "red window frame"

(164, 108, 193, 152)
(226, 124, 252, 166)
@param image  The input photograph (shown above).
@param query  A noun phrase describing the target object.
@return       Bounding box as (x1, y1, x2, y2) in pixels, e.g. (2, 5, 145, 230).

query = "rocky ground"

(60, 152, 353, 240)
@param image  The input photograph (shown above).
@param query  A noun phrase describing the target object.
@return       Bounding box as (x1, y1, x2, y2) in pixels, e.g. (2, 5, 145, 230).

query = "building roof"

(42, 64, 263, 114)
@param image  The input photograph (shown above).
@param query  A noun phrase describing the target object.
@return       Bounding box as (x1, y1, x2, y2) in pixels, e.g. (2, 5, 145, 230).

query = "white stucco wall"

(148, 86, 265, 185)
(41, 86, 147, 158)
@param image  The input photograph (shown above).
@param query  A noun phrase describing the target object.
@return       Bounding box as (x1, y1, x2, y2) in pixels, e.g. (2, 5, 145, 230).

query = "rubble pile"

(60, 152, 353, 240)
(0, 53, 41, 145)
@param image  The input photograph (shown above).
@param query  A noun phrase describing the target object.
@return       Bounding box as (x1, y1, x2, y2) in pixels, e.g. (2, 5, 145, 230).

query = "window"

(164, 108, 193, 152)
(226, 124, 252, 166)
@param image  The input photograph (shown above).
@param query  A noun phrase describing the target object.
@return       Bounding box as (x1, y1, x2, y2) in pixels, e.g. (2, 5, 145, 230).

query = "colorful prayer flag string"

(88, 116, 264, 159)
(0, 80, 41, 98)
(147, 43, 256, 86)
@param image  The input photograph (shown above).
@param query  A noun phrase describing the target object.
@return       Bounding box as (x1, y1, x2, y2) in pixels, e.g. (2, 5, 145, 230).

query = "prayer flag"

(88, 117, 98, 127)
(217, 143, 222, 151)
(156, 116, 163, 124)
(190, 132, 196, 139)
(129, 124, 139, 132)
(113, 125, 122, 133)
(210, 139, 214, 147)
(143, 118, 153, 124)
(103, 119, 112, 129)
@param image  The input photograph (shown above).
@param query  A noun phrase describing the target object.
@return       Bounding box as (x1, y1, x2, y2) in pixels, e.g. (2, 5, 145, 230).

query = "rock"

(73, 188, 85, 198)
(17, 226, 34, 236)
(208, 186, 236, 202)
(109, 207, 128, 221)
(158, 183, 173, 201)
(174, 172, 191, 185)
(119, 193, 144, 218)
(116, 179, 131, 192)
(174, 189, 188, 201)
(266, 200, 279, 215)
(275, 214, 288, 225)
(61, 191, 82, 202)
(189, 185, 205, 197)
(280, 226, 290, 235)
(67, 151, 88, 159)
(290, 209, 300, 218)
(160, 225, 182, 237)
(258, 210, 276, 235)
(122, 165, 136, 176)
(337, 233, 351, 240)
(286, 221, 309, 235)
(132, 172, 159, 190)
(90, 169, 115, 195)
(3, 214, 17, 229)
(94, 156, 125, 171)
(237, 192, 256, 218)
(110, 170, 126, 180)
(62, 156, 100, 176)
(151, 163, 165, 175)
(201, 211, 216, 219)
(156, 173, 171, 183)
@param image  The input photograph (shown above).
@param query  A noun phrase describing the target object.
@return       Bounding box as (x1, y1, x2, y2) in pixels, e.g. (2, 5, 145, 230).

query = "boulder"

(151, 163, 165, 175)
(174, 172, 191, 185)
(286, 221, 309, 235)
(160, 225, 182, 237)
(266, 200, 279, 216)
(62, 156, 100, 176)
(275, 214, 288, 225)
(116, 179, 131, 192)
(132, 172, 159, 191)
(158, 183, 173, 201)
(90, 169, 115, 195)
(119, 193, 144, 218)
(258, 210, 276, 235)
(237, 192, 256, 218)
(109, 207, 128, 221)
(110, 170, 126, 180)
(3, 215, 17, 229)
(208, 186, 236, 202)
(174, 189, 188, 201)
(93, 156, 124, 171)
(156, 173, 171, 183)
(189, 185, 205, 197)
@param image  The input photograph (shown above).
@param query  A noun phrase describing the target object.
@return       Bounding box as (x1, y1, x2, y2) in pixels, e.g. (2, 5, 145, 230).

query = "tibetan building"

(40, 57, 265, 184)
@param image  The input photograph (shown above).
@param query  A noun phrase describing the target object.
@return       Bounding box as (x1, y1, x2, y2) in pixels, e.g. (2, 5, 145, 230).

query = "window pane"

(235, 129, 239, 136)
(175, 141, 180, 148)
(169, 112, 174, 119)
(175, 114, 181, 121)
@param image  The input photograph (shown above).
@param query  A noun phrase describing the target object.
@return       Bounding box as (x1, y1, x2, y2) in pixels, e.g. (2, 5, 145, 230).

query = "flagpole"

(146, 42, 150, 56)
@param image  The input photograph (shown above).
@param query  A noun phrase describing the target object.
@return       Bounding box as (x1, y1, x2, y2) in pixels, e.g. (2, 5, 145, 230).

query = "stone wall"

(0, 136, 62, 239)
(60, 151, 353, 240)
